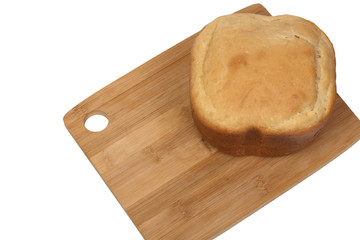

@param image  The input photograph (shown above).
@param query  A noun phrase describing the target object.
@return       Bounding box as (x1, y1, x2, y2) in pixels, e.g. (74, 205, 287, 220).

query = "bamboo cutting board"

(64, 4, 360, 240)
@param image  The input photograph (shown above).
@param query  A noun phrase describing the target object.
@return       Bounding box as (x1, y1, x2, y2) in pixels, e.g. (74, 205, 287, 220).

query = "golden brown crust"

(190, 13, 336, 156)
(191, 102, 334, 156)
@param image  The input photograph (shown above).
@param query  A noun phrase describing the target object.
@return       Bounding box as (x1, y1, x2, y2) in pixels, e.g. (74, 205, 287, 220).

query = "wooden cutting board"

(64, 4, 360, 240)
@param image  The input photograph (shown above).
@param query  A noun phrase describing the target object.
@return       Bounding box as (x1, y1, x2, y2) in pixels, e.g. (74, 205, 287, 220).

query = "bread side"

(190, 14, 336, 156)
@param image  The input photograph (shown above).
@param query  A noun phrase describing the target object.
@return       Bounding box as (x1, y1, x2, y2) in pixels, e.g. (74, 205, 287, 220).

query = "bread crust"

(190, 13, 336, 156)
(191, 104, 333, 156)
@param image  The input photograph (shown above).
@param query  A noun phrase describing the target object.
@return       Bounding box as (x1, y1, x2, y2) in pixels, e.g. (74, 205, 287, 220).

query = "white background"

(1, 0, 359, 239)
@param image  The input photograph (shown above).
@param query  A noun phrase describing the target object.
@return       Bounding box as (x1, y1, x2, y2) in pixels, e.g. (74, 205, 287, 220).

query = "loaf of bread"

(190, 13, 336, 156)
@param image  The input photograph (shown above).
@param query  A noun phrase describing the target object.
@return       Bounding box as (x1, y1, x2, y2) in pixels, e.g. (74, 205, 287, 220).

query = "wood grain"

(64, 4, 360, 240)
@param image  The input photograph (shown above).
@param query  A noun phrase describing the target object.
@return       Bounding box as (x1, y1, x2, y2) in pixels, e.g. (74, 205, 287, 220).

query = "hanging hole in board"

(84, 110, 109, 132)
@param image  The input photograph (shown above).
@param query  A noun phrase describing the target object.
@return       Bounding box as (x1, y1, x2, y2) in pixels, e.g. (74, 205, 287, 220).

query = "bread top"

(190, 14, 336, 134)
